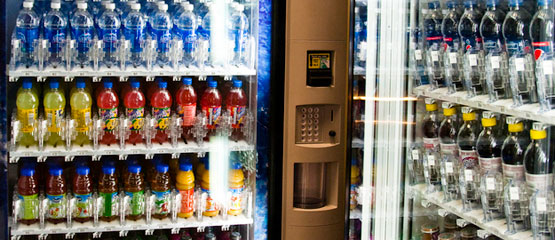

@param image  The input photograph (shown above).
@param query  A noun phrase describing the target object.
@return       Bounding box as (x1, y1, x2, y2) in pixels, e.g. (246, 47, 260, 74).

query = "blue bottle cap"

(102, 165, 116, 175)
(232, 80, 242, 88)
(231, 161, 242, 170)
(538, 0, 552, 6)
(21, 167, 35, 177)
(49, 167, 63, 176)
(179, 154, 191, 163)
(49, 81, 59, 89)
(103, 81, 113, 89)
(22, 81, 33, 89)
(446, 0, 457, 8)
(131, 81, 140, 88)
(464, 0, 477, 7)
(179, 162, 193, 171)
(76, 81, 86, 89)
(76, 166, 90, 175)
(204, 160, 209, 170)
(486, 0, 499, 7)
(156, 163, 169, 173)
(351, 158, 358, 165)
(208, 80, 217, 88)
(508, 0, 523, 6)
(158, 81, 167, 88)
(128, 164, 141, 174)
(428, 1, 440, 9)
(182, 78, 193, 85)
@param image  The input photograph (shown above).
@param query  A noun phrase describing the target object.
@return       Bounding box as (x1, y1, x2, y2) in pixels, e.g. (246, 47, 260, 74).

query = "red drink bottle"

(176, 77, 197, 141)
(151, 80, 172, 144)
(97, 81, 119, 145)
(225, 80, 247, 141)
(200, 78, 222, 139)
(124, 81, 146, 145)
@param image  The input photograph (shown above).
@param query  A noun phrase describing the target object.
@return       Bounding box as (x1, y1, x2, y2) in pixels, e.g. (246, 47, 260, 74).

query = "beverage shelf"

(10, 214, 253, 238)
(9, 140, 254, 162)
(410, 184, 534, 240)
(413, 86, 555, 125)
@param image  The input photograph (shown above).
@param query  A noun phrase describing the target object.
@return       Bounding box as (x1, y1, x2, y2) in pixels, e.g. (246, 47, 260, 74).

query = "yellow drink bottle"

(176, 161, 195, 218)
(70, 81, 92, 146)
(228, 162, 245, 216)
(17, 81, 39, 147)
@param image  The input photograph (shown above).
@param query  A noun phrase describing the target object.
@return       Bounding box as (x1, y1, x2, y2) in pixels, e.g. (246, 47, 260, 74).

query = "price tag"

(449, 52, 458, 64)
(427, 155, 435, 166)
(431, 51, 439, 62)
(515, 58, 525, 71)
(468, 54, 478, 67)
(543, 60, 553, 75)
(424, 169, 429, 178)
(509, 187, 520, 201)
(415, 50, 423, 60)
(465, 169, 474, 182)
(490, 56, 500, 69)
(486, 178, 495, 190)
(445, 162, 453, 174)
(411, 150, 419, 161)
(536, 197, 547, 212)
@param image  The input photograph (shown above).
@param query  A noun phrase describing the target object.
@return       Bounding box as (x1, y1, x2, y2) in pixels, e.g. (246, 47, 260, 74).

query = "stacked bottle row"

(418, 213, 502, 240)
(411, 98, 555, 239)
(413, 0, 555, 111)
(12, 0, 253, 71)
(12, 77, 251, 151)
(13, 153, 250, 230)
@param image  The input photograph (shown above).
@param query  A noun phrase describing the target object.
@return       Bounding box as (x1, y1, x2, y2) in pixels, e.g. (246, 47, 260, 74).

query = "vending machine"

(346, 0, 555, 239)
(1, 0, 275, 238)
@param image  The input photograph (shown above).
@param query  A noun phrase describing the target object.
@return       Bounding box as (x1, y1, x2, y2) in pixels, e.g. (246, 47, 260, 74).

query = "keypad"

(298, 106, 322, 143)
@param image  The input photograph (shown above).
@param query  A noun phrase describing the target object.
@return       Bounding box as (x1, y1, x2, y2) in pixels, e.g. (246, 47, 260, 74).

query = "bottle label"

(478, 157, 502, 173)
(229, 187, 243, 212)
(153, 107, 170, 131)
(202, 188, 218, 214)
(506, 40, 531, 58)
(72, 108, 92, 133)
(18, 108, 37, 133)
(99, 107, 118, 132)
(74, 28, 94, 52)
(440, 143, 459, 157)
(350, 184, 359, 209)
(46, 193, 66, 219)
(462, 36, 482, 53)
(126, 107, 144, 131)
(228, 105, 246, 129)
(179, 188, 194, 216)
(18, 193, 38, 220)
(152, 190, 170, 215)
(154, 29, 171, 53)
(45, 108, 64, 132)
(422, 137, 440, 151)
(74, 193, 92, 218)
(502, 163, 525, 181)
(179, 30, 197, 52)
(44, 28, 66, 53)
(16, 27, 39, 52)
(123, 27, 146, 53)
(202, 106, 222, 129)
(99, 29, 119, 52)
(459, 149, 478, 168)
(526, 173, 554, 191)
(483, 38, 503, 54)
(125, 190, 145, 216)
(100, 191, 118, 217)
(532, 42, 553, 61)
(177, 104, 197, 127)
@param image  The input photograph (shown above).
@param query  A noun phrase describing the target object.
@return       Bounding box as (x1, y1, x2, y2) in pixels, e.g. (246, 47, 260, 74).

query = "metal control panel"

(295, 104, 340, 144)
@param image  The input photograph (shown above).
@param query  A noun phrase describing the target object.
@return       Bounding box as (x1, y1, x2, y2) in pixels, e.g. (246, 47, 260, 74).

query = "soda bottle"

(423, 1, 444, 89)
(422, 98, 440, 152)
(97, 81, 119, 145)
(175, 3, 197, 67)
(501, 117, 530, 182)
(147, 78, 161, 105)
(44, 80, 66, 147)
(229, 3, 249, 66)
(349, 159, 360, 210)
(480, 0, 509, 102)
(152, 163, 171, 219)
(97, 3, 121, 68)
(502, 0, 537, 106)
(147, 155, 163, 185)
(231, 232, 242, 240)
(353, 6, 366, 69)
(71, 2, 95, 68)
(151, 3, 172, 67)
(125, 164, 145, 220)
(15, 1, 40, 68)
(524, 123, 554, 192)
(201, 79, 222, 138)
(225, 79, 247, 141)
(151, 80, 172, 144)
(44, 1, 67, 68)
(124, 80, 146, 144)
(18, 167, 39, 225)
(123, 3, 146, 67)
(176, 77, 197, 140)
(201, 161, 219, 216)
(530, 0, 555, 110)
(176, 160, 195, 218)
(457, 107, 480, 168)
(17, 80, 39, 147)
(442, 0, 464, 92)
(459, 0, 486, 95)
(46, 166, 67, 224)
(439, 102, 459, 158)
(228, 161, 244, 216)
(99, 164, 119, 222)
(476, 111, 504, 173)
(73, 165, 92, 223)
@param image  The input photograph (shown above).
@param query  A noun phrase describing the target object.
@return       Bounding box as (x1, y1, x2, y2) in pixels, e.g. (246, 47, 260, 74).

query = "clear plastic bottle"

(229, 3, 249, 66)
(44, 80, 66, 147)
(123, 3, 146, 67)
(17, 81, 39, 147)
(43, 1, 68, 68)
(531, 0, 555, 111)
(200, 4, 213, 66)
(423, 1, 444, 89)
(175, 3, 197, 67)
(15, 1, 40, 68)
(459, 0, 485, 96)
(97, 3, 121, 68)
(71, 2, 95, 68)
(442, 0, 464, 93)
(151, 3, 172, 67)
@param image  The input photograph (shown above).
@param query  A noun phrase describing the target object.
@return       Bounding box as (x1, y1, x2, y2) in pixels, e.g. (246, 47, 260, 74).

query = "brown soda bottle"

(439, 102, 459, 158)
(18, 167, 39, 225)
(422, 98, 440, 152)
(46, 166, 67, 224)
(98, 164, 119, 222)
(73, 165, 92, 223)
(152, 163, 171, 220)
(125, 164, 145, 221)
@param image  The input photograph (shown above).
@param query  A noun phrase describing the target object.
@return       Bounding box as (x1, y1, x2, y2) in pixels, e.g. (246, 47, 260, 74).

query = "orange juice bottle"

(201, 161, 219, 217)
(228, 162, 244, 216)
(176, 161, 195, 218)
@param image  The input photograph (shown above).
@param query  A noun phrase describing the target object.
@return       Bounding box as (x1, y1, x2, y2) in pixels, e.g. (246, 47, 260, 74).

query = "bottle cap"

(208, 80, 217, 88)
(51, 1, 61, 9)
(428, 1, 440, 9)
(49, 167, 63, 176)
(481, 111, 496, 127)
(23, 1, 34, 8)
(509, 0, 523, 7)
(103, 81, 113, 89)
(159, 3, 168, 11)
(106, 3, 115, 10)
(184, 3, 194, 11)
(22, 81, 33, 89)
(131, 81, 140, 88)
(538, 0, 552, 6)
(463, 0, 477, 7)
(233, 80, 242, 88)
(486, 0, 499, 7)
(76, 166, 90, 175)
(204, 160, 210, 170)
(128, 164, 141, 174)
(461, 107, 476, 121)
(424, 98, 437, 111)
(156, 163, 169, 173)
(506, 117, 524, 133)
(179, 161, 193, 171)
(441, 102, 456, 116)
(102, 165, 116, 175)
(21, 167, 35, 177)
(77, 2, 87, 9)
(182, 77, 193, 85)
(530, 122, 548, 140)
(230, 232, 241, 240)
(49, 81, 59, 89)
(158, 81, 168, 88)
(76, 80, 86, 89)
(131, 3, 141, 10)
(446, 0, 457, 8)
(231, 161, 242, 170)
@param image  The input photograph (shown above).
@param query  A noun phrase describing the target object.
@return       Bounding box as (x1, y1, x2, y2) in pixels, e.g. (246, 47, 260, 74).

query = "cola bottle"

(439, 102, 459, 158)
(457, 107, 480, 168)
(422, 98, 440, 152)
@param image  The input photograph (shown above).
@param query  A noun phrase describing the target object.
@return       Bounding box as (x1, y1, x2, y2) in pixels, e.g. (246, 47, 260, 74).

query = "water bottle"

(98, 3, 121, 68)
(147, 1, 166, 37)
(15, 1, 40, 68)
(168, 0, 183, 17)
(196, 0, 211, 38)
(480, 0, 509, 102)
(175, 3, 197, 67)
(459, 0, 485, 97)
(229, 3, 249, 66)
(502, 0, 537, 106)
(199, 4, 214, 66)
(71, 2, 95, 68)
(60, 0, 73, 17)
(44, 1, 67, 68)
(531, 0, 555, 111)
(121, 0, 137, 19)
(442, 0, 463, 93)
(151, 3, 173, 67)
(123, 3, 146, 67)
(423, 1, 444, 89)
(354, 7, 367, 69)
